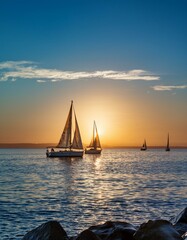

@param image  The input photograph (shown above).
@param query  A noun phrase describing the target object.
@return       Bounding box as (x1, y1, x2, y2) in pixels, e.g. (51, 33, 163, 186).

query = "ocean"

(0, 148, 186, 239)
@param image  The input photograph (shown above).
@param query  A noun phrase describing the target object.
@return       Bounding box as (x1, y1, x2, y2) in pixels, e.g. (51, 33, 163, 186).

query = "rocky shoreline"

(22, 207, 187, 240)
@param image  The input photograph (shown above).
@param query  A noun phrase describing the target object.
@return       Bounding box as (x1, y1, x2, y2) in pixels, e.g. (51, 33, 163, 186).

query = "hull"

(85, 149, 102, 154)
(165, 148, 170, 151)
(47, 150, 83, 158)
(141, 148, 147, 151)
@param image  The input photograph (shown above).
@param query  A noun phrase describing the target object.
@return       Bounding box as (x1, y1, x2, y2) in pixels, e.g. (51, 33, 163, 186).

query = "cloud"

(0, 60, 159, 82)
(0, 61, 32, 70)
(37, 80, 46, 83)
(152, 85, 187, 91)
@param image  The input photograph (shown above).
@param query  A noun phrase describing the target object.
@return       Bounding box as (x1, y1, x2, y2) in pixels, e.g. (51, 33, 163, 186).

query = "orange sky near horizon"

(0, 80, 186, 147)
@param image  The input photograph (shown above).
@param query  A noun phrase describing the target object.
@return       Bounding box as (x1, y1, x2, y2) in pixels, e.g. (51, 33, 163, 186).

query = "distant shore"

(0, 143, 186, 149)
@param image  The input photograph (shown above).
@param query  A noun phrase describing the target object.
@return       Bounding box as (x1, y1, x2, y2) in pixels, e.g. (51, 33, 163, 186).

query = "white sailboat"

(85, 121, 102, 154)
(46, 101, 84, 157)
(141, 139, 147, 151)
(165, 133, 170, 151)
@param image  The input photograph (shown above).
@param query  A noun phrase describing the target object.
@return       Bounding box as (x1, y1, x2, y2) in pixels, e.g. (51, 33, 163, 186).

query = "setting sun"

(0, 0, 186, 148)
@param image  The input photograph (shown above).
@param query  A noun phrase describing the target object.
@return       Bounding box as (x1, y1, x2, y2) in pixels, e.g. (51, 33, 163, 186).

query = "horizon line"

(0, 143, 186, 149)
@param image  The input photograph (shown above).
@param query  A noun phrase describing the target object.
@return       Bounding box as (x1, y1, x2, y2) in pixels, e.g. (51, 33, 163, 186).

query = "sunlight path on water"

(0, 148, 186, 239)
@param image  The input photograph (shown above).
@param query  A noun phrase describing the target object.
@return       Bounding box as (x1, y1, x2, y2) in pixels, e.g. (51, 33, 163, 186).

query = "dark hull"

(140, 148, 147, 151)
(46, 150, 84, 157)
(85, 149, 102, 154)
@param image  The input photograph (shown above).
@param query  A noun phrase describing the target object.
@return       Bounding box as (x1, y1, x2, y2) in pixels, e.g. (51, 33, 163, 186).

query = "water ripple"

(0, 148, 187, 239)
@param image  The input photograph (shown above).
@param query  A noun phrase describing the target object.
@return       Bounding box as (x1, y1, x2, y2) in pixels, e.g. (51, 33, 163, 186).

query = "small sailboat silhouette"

(85, 121, 102, 154)
(141, 139, 147, 151)
(165, 133, 170, 151)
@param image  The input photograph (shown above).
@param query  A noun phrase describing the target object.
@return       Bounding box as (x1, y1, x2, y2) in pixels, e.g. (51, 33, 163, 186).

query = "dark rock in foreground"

(75, 229, 101, 240)
(22, 207, 187, 240)
(22, 221, 69, 240)
(173, 207, 187, 236)
(89, 221, 136, 240)
(134, 220, 182, 240)
(173, 207, 187, 224)
(182, 232, 187, 240)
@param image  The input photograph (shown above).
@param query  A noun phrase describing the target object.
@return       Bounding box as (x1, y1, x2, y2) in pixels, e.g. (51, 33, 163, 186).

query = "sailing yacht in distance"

(141, 139, 147, 151)
(46, 101, 84, 157)
(85, 121, 102, 154)
(165, 133, 170, 151)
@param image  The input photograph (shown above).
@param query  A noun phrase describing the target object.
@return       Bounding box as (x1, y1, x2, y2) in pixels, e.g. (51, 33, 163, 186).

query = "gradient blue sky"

(0, 0, 187, 146)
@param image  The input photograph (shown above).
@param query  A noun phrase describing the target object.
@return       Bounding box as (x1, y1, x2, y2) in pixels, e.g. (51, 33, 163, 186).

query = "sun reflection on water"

(0, 148, 187, 239)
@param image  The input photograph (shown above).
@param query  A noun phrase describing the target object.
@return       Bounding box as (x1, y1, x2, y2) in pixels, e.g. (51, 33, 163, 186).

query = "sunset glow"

(0, 0, 186, 147)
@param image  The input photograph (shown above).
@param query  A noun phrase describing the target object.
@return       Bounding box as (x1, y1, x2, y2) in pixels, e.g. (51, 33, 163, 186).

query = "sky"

(0, 0, 187, 147)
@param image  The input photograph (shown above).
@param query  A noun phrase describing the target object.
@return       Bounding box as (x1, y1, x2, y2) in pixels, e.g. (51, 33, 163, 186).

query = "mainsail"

(56, 101, 83, 149)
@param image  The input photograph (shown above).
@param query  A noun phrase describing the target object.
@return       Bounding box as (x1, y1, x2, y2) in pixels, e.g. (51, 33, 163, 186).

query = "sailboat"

(85, 121, 102, 154)
(46, 101, 84, 157)
(165, 133, 170, 151)
(141, 139, 147, 151)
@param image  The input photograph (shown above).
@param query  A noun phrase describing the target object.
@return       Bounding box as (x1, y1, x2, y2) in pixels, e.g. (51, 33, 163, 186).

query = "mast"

(93, 121, 96, 145)
(70, 100, 73, 149)
(93, 121, 96, 149)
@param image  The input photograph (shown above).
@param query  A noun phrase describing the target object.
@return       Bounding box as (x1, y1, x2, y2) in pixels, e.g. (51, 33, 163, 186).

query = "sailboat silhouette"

(165, 133, 170, 151)
(141, 139, 147, 151)
(85, 121, 102, 154)
(46, 101, 84, 157)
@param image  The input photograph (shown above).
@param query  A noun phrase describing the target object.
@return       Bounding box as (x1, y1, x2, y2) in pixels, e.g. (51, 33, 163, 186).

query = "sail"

(141, 139, 147, 150)
(166, 133, 170, 151)
(71, 113, 83, 149)
(88, 121, 101, 149)
(94, 125, 101, 148)
(56, 102, 72, 148)
(144, 140, 147, 149)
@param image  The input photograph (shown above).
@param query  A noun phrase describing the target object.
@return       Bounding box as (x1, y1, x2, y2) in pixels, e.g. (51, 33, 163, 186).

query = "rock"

(75, 229, 101, 240)
(89, 221, 136, 240)
(21, 208, 187, 240)
(134, 220, 183, 240)
(173, 208, 187, 236)
(174, 223, 187, 237)
(172, 208, 187, 224)
(22, 220, 69, 240)
(105, 227, 135, 240)
(182, 232, 187, 240)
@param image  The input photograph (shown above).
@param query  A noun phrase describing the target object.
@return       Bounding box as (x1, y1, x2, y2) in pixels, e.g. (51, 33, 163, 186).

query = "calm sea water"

(0, 148, 187, 239)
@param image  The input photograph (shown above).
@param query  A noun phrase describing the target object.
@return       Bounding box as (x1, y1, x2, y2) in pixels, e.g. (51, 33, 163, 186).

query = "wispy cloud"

(0, 61, 159, 82)
(0, 61, 32, 70)
(37, 80, 46, 83)
(152, 85, 187, 91)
